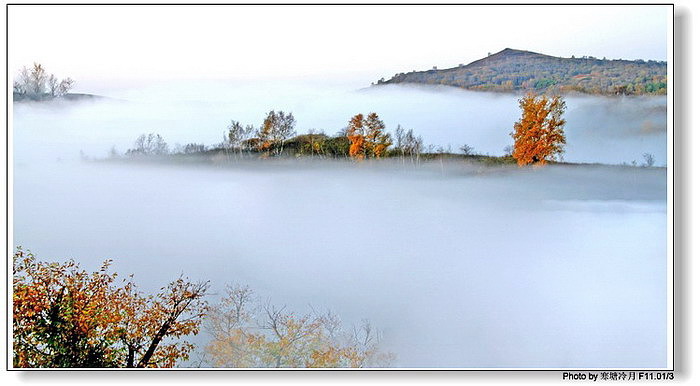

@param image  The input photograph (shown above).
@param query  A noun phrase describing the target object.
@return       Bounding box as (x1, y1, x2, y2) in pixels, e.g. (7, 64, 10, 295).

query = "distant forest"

(377, 48, 667, 96)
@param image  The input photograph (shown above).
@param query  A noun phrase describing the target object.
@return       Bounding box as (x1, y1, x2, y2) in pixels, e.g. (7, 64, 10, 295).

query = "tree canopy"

(14, 63, 74, 101)
(13, 248, 208, 368)
(510, 93, 567, 166)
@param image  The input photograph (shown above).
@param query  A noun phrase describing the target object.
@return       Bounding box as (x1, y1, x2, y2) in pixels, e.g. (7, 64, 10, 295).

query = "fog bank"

(13, 159, 666, 368)
(13, 82, 667, 166)
(12, 81, 668, 367)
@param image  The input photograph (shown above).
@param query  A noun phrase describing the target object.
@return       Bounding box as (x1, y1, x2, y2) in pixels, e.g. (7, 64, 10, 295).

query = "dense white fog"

(13, 82, 666, 165)
(12, 83, 668, 368)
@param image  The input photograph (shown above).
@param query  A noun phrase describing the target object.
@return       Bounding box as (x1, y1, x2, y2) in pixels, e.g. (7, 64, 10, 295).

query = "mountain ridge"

(376, 48, 667, 96)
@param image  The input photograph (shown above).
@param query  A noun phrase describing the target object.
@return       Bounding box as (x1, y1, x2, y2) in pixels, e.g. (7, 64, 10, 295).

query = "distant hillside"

(376, 48, 667, 96)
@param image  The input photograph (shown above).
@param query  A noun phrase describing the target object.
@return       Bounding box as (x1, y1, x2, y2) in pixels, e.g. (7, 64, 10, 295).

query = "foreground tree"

(13, 248, 208, 368)
(203, 284, 394, 368)
(510, 93, 566, 166)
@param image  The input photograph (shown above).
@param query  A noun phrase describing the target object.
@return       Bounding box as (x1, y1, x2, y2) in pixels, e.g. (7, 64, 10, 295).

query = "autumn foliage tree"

(346, 113, 392, 160)
(12, 248, 208, 368)
(347, 114, 367, 160)
(256, 110, 296, 155)
(203, 284, 394, 368)
(510, 93, 567, 166)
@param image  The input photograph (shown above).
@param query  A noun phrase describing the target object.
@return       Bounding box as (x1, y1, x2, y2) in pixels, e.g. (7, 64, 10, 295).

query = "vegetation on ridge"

(376, 48, 667, 96)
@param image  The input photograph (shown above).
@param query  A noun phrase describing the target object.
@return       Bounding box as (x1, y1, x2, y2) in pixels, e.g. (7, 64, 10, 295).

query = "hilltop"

(376, 48, 667, 96)
(13, 92, 105, 102)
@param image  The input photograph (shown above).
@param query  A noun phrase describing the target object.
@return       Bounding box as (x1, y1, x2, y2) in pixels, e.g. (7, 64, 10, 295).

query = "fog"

(12, 83, 668, 368)
(13, 82, 666, 166)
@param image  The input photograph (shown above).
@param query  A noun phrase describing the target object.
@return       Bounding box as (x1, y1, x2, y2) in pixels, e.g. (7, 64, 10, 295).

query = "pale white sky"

(8, 4, 670, 89)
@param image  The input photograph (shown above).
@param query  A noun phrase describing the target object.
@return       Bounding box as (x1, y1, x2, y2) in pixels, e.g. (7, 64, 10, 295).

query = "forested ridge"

(377, 48, 667, 96)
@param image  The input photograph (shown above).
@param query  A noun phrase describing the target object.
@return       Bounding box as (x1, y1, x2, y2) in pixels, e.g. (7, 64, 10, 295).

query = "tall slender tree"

(347, 114, 366, 160)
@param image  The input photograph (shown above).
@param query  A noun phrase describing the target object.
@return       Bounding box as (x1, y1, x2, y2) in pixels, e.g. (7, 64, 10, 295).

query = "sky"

(8, 4, 670, 90)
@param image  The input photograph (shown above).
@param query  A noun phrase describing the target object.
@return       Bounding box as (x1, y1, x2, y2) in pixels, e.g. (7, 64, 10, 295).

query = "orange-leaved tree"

(12, 248, 209, 368)
(346, 112, 391, 160)
(510, 93, 566, 166)
(365, 112, 391, 158)
(347, 113, 366, 160)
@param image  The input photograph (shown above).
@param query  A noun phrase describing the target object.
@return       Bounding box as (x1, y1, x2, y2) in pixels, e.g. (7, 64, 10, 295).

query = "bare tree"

(126, 133, 170, 156)
(15, 67, 31, 96)
(404, 128, 423, 164)
(57, 77, 74, 97)
(273, 111, 296, 155)
(203, 284, 394, 368)
(226, 120, 254, 157)
(13, 80, 23, 95)
(642, 153, 655, 167)
(460, 144, 475, 156)
(28, 63, 48, 99)
(48, 74, 59, 97)
(182, 143, 207, 154)
(394, 125, 406, 159)
(14, 64, 74, 100)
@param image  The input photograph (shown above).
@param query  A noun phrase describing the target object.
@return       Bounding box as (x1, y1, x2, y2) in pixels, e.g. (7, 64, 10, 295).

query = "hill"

(13, 92, 105, 102)
(376, 48, 667, 96)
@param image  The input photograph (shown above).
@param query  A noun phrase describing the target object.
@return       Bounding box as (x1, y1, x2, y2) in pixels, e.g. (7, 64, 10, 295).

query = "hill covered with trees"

(376, 48, 667, 96)
(13, 63, 75, 101)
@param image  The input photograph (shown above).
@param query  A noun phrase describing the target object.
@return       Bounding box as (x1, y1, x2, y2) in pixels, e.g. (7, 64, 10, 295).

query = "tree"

(226, 120, 253, 156)
(346, 112, 392, 160)
(57, 77, 75, 97)
(364, 113, 391, 158)
(403, 128, 423, 163)
(510, 93, 566, 166)
(256, 111, 296, 155)
(28, 63, 48, 99)
(203, 284, 394, 368)
(459, 144, 475, 156)
(181, 143, 207, 154)
(394, 125, 406, 158)
(299, 129, 326, 157)
(642, 153, 655, 167)
(273, 111, 296, 155)
(14, 67, 31, 96)
(347, 114, 366, 160)
(126, 133, 169, 156)
(48, 74, 59, 97)
(14, 63, 74, 100)
(256, 112, 275, 152)
(13, 248, 209, 368)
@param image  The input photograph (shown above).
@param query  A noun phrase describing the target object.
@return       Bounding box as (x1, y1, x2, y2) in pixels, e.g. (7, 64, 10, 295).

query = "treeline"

(113, 95, 659, 168)
(377, 48, 667, 96)
(117, 110, 504, 165)
(13, 248, 394, 368)
(13, 63, 75, 101)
